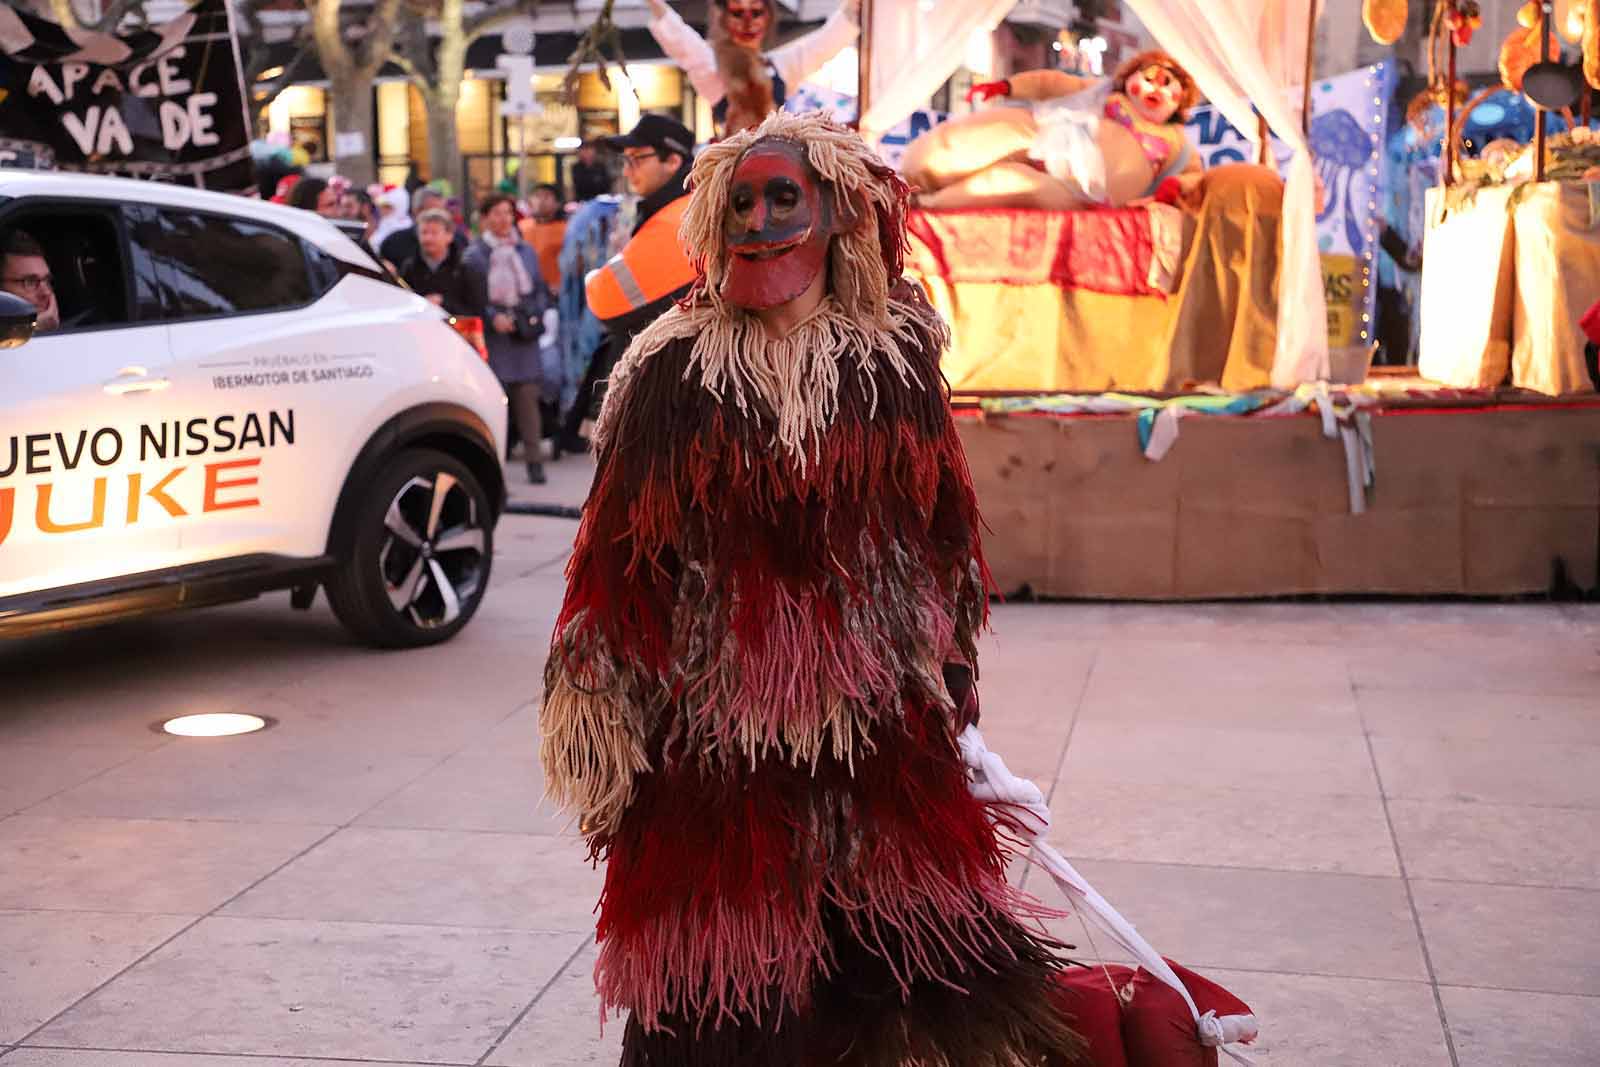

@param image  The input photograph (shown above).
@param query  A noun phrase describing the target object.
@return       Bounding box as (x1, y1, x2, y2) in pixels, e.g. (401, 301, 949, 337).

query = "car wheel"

(326, 448, 493, 648)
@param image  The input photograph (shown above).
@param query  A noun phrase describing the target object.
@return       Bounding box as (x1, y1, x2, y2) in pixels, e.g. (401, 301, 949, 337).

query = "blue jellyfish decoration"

(1310, 109, 1377, 254)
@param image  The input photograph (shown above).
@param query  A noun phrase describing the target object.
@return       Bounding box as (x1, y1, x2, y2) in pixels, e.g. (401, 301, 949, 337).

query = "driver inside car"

(0, 231, 60, 331)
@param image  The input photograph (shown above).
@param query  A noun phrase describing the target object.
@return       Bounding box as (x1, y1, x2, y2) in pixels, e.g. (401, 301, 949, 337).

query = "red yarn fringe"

(596, 699, 1060, 1029)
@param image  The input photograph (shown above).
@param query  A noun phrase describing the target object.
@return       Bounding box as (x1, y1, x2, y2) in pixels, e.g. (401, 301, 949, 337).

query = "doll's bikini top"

(1103, 95, 1185, 173)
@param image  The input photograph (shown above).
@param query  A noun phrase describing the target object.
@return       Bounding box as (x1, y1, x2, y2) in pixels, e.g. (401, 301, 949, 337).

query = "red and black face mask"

(722, 141, 841, 311)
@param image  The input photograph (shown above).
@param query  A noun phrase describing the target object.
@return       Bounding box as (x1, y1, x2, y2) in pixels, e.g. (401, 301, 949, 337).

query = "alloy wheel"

(377, 472, 487, 629)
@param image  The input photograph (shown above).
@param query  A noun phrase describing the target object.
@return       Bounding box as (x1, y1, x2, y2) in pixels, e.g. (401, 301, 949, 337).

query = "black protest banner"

(0, 0, 254, 192)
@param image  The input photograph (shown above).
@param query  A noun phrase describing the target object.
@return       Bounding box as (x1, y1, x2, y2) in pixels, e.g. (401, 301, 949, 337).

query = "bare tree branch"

(239, 0, 312, 90)
(387, 48, 434, 94)
(359, 0, 406, 75)
(393, 10, 438, 82)
(253, 39, 314, 109)
(305, 0, 353, 78)
(305, 0, 402, 79)
(564, 0, 626, 102)
(235, 0, 269, 40)
(383, 0, 547, 102)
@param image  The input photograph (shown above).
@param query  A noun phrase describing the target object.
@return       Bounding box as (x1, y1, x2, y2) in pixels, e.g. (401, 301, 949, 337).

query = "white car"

(0, 171, 507, 647)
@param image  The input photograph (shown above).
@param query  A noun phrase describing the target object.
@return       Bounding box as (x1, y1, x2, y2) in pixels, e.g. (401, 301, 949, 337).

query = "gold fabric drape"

(1419, 182, 1599, 396)
(1418, 186, 1517, 389)
(1511, 182, 1600, 396)
(921, 164, 1285, 393)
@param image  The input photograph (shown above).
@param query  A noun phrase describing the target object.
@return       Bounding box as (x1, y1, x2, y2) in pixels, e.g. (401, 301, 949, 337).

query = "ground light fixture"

(157, 713, 274, 738)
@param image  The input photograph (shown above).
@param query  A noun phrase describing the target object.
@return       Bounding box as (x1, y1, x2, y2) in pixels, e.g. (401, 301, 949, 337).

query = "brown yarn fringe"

(617, 903, 1087, 1066)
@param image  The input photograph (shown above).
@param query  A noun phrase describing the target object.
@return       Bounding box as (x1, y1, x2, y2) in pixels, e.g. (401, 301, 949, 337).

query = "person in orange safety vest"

(563, 115, 698, 450)
(586, 114, 698, 346)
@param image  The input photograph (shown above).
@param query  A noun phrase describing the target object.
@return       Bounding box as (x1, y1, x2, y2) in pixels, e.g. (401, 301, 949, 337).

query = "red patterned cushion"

(906, 206, 1160, 297)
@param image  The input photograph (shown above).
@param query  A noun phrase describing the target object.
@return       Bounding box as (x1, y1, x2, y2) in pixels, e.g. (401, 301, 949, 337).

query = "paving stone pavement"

(1, 455, 1597, 1065)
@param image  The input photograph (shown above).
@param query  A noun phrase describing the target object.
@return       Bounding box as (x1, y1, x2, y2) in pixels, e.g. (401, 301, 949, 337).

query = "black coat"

(381, 226, 467, 272)
(400, 244, 476, 317)
(572, 159, 613, 201)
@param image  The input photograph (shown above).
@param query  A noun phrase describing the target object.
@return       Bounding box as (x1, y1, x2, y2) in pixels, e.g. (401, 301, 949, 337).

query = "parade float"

(841, 0, 1600, 600)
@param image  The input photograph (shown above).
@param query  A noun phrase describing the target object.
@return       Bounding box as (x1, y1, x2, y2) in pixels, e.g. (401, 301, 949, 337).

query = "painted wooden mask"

(721, 140, 844, 310)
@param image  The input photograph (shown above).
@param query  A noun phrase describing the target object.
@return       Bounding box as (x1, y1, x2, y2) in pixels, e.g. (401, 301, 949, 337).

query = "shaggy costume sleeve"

(647, 5, 723, 103)
(540, 339, 687, 844)
(769, 4, 860, 92)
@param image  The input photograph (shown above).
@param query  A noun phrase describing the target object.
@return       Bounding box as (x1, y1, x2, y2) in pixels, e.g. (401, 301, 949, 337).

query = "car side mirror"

(0, 291, 37, 349)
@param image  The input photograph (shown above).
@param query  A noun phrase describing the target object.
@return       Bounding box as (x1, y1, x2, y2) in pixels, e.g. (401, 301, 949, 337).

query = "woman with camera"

(465, 194, 556, 485)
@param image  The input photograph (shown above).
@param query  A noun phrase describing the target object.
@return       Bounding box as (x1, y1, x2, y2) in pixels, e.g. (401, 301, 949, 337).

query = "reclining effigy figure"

(902, 51, 1205, 212)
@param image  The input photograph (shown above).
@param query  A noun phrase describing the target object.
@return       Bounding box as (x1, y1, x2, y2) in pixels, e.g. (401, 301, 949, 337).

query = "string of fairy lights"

(1358, 61, 1388, 348)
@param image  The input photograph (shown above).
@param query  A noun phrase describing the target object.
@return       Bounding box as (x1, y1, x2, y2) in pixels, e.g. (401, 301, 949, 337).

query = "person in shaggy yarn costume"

(541, 110, 1087, 1066)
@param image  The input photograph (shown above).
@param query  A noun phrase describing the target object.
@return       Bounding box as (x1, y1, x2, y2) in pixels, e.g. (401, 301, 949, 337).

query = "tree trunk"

(329, 66, 378, 186)
(427, 0, 469, 197)
(424, 88, 462, 192)
(306, 0, 402, 188)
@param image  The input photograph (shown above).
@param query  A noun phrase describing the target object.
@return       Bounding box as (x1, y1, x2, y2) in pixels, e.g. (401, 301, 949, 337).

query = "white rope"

(958, 725, 1259, 1063)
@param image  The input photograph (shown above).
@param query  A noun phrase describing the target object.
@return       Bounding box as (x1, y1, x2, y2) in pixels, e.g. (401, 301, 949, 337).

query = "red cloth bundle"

(1579, 297, 1600, 346)
(1051, 959, 1257, 1067)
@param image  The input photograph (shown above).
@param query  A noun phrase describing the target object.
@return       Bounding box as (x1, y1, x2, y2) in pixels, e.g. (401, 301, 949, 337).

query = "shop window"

(458, 77, 500, 156)
(376, 80, 413, 187)
(268, 85, 330, 162)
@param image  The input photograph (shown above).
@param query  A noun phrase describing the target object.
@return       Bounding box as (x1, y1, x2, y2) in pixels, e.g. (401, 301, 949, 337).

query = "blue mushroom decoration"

(1311, 109, 1377, 254)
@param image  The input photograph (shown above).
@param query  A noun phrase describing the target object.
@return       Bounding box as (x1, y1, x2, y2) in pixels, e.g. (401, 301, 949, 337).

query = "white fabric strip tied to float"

(958, 725, 1259, 1065)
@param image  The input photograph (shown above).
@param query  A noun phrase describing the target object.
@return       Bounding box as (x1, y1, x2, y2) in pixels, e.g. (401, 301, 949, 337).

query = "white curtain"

(1125, 0, 1328, 387)
(859, 0, 1015, 144)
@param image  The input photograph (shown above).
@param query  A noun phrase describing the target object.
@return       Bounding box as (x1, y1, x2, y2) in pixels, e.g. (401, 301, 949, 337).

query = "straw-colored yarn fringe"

(598, 295, 948, 468)
(541, 666, 651, 838)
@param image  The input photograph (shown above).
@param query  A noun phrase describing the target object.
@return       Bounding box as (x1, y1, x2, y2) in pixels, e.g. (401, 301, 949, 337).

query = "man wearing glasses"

(609, 114, 694, 221)
(576, 115, 700, 438)
(1, 231, 59, 332)
(589, 114, 697, 338)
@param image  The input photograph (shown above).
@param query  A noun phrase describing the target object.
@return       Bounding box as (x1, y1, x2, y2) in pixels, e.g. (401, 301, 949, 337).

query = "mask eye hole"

(769, 179, 800, 211)
(732, 188, 756, 214)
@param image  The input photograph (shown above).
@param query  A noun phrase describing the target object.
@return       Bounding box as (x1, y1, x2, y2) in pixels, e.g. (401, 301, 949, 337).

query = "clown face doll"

(645, 0, 860, 136)
(719, 0, 771, 47)
(901, 50, 1205, 212)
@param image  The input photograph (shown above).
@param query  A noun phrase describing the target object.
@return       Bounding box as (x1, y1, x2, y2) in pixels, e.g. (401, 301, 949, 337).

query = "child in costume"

(645, 0, 859, 135)
(542, 111, 1088, 1065)
(902, 51, 1204, 212)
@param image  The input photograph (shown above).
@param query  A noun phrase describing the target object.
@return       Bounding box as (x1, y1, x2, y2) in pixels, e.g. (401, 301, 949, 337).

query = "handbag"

(511, 305, 542, 343)
(490, 302, 542, 344)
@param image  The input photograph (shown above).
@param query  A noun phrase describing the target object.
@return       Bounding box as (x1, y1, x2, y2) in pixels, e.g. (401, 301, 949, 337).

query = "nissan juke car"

(0, 171, 507, 647)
